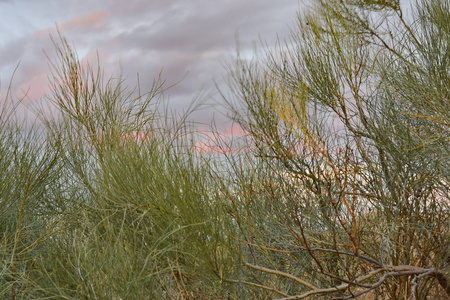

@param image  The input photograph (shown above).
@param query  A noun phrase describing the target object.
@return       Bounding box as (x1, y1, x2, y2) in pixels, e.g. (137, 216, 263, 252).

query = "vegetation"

(222, 0, 450, 298)
(1, 0, 449, 299)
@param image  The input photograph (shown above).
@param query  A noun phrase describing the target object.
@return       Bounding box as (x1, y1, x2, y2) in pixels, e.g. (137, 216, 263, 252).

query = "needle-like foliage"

(222, 0, 449, 298)
(1, 34, 239, 299)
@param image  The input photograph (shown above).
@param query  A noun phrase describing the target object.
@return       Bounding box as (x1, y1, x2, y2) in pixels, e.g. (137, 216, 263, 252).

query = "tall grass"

(0, 34, 241, 299)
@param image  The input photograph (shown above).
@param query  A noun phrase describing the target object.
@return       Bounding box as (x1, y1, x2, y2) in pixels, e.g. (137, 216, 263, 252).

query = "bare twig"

(225, 279, 289, 297)
(275, 266, 450, 300)
(276, 268, 384, 300)
(243, 262, 318, 291)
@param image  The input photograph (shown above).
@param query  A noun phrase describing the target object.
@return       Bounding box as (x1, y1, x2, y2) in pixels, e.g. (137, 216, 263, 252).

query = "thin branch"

(276, 243, 382, 267)
(243, 262, 318, 291)
(276, 268, 384, 300)
(225, 279, 289, 297)
(277, 266, 450, 300)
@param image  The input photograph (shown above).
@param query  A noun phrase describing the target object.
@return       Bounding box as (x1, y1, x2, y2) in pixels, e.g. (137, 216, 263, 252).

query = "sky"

(0, 0, 302, 131)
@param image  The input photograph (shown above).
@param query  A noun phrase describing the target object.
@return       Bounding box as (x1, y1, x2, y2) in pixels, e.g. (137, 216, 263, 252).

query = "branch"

(275, 242, 382, 267)
(275, 265, 450, 300)
(431, 269, 450, 297)
(408, 270, 434, 300)
(225, 279, 289, 297)
(304, 247, 381, 267)
(243, 262, 318, 291)
(276, 268, 384, 300)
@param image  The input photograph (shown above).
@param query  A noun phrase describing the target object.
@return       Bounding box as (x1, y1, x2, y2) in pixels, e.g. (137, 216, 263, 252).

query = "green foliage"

(0, 34, 239, 299)
(223, 0, 450, 298)
(1, 1, 449, 299)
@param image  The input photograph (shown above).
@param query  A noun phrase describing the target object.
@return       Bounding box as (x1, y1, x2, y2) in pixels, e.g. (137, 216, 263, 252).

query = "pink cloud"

(220, 124, 246, 137)
(193, 140, 233, 154)
(16, 72, 49, 101)
(191, 123, 249, 154)
(35, 10, 109, 37)
(63, 10, 109, 29)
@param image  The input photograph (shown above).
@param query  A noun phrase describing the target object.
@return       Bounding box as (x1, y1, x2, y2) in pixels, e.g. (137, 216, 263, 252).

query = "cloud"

(1, 0, 300, 128)
(35, 10, 109, 37)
